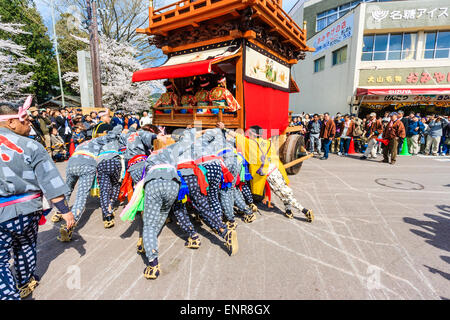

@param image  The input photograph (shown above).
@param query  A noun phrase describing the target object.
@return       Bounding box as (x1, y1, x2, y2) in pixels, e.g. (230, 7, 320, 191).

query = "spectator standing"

(338, 114, 354, 156)
(331, 114, 342, 153)
(360, 112, 383, 160)
(397, 110, 409, 154)
(308, 114, 322, 155)
(111, 112, 125, 128)
(441, 118, 450, 156)
(420, 117, 429, 154)
(140, 111, 152, 127)
(128, 114, 140, 129)
(382, 112, 406, 165)
(55, 109, 72, 147)
(37, 109, 52, 152)
(425, 115, 449, 156)
(406, 116, 424, 155)
(382, 111, 390, 123)
(352, 115, 364, 153)
(320, 112, 336, 160)
(82, 115, 96, 140)
(303, 113, 310, 127)
(89, 111, 98, 125)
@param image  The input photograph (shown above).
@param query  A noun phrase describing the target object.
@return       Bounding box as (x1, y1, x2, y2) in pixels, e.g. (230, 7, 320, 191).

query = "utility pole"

(50, 0, 65, 108)
(86, 0, 103, 109)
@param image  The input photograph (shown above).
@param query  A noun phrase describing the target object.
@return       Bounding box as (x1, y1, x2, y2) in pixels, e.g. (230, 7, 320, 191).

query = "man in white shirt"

(140, 111, 152, 127)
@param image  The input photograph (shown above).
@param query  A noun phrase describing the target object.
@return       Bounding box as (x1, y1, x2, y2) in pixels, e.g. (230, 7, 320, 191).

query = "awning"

(357, 87, 450, 96)
(132, 44, 240, 82)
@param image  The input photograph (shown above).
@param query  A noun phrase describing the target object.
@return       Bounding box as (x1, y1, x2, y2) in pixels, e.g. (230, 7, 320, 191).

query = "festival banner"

(313, 14, 354, 56)
(244, 41, 291, 92)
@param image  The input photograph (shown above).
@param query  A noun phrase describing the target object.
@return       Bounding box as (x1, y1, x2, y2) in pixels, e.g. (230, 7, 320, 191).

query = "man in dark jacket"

(55, 109, 72, 147)
(320, 112, 336, 160)
(397, 110, 409, 153)
(382, 112, 406, 165)
(406, 116, 425, 155)
(111, 111, 125, 128)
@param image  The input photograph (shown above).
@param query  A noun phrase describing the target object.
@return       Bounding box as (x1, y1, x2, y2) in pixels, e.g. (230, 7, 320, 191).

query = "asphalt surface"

(31, 153, 450, 300)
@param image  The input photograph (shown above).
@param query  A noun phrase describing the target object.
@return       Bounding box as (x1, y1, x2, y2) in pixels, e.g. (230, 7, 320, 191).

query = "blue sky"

(35, 0, 299, 68)
(36, 0, 300, 35)
(35, 0, 52, 31)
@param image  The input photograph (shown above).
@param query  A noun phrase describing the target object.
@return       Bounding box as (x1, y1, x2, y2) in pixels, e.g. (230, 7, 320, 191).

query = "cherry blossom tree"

(63, 34, 163, 111)
(0, 18, 35, 101)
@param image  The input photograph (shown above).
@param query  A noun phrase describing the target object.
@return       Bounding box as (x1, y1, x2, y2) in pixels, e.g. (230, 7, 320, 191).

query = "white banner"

(313, 14, 354, 55)
(244, 45, 290, 90)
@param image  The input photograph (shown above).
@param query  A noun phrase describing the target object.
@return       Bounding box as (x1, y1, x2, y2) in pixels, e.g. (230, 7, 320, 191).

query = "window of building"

(314, 56, 325, 72)
(424, 31, 450, 59)
(332, 46, 347, 66)
(316, 0, 393, 32)
(361, 33, 417, 61)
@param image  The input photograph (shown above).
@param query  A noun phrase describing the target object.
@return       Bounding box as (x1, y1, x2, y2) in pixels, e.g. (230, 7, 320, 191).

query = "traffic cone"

(69, 138, 75, 156)
(399, 138, 411, 156)
(347, 137, 356, 154)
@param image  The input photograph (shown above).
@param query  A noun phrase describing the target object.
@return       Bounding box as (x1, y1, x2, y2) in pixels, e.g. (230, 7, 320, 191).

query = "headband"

(0, 96, 33, 122)
(98, 109, 109, 117)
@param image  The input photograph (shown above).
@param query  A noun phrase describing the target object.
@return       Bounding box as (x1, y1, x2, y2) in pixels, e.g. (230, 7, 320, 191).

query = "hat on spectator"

(389, 112, 398, 116)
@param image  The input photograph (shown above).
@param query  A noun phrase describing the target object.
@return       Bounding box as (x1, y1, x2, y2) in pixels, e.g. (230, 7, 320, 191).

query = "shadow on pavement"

(35, 197, 100, 280)
(403, 205, 450, 287)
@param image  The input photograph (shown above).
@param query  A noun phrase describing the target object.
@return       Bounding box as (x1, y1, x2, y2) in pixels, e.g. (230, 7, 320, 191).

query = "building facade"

(289, 0, 450, 116)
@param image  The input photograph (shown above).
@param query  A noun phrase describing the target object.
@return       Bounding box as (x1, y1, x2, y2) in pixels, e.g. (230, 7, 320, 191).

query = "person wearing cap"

(179, 80, 195, 114)
(0, 98, 75, 299)
(381, 112, 406, 165)
(128, 114, 140, 129)
(406, 115, 425, 155)
(217, 122, 314, 222)
(360, 112, 383, 160)
(92, 109, 113, 139)
(52, 126, 125, 242)
(194, 76, 211, 114)
(154, 80, 179, 114)
(209, 76, 241, 114)
(111, 111, 125, 128)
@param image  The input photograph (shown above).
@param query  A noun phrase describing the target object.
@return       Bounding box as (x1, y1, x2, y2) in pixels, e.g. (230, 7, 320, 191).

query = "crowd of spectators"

(29, 107, 150, 162)
(290, 111, 450, 162)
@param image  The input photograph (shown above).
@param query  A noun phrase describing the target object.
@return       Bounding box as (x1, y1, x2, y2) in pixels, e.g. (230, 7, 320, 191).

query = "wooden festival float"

(132, 0, 315, 174)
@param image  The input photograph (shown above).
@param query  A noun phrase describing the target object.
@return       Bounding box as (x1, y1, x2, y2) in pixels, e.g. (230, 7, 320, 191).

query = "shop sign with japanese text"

(313, 14, 353, 56)
(359, 67, 450, 87)
(366, 0, 450, 29)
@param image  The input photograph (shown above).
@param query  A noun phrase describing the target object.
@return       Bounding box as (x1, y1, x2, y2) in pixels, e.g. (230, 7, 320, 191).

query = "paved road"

(32, 153, 450, 300)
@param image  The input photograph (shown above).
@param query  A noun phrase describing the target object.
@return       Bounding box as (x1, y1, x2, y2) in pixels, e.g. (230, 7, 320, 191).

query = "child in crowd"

(50, 127, 68, 162)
